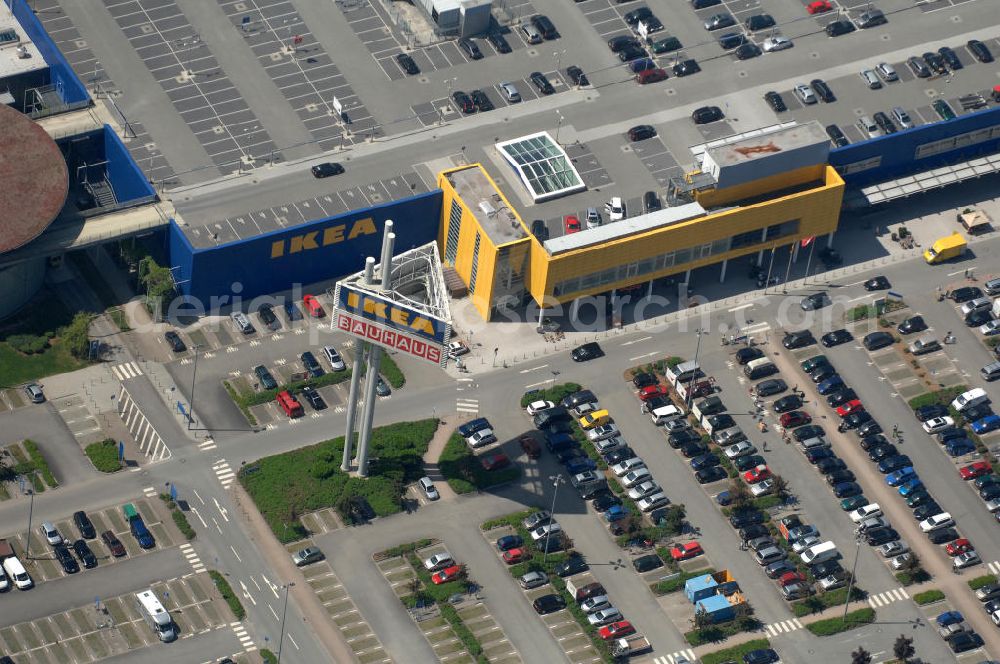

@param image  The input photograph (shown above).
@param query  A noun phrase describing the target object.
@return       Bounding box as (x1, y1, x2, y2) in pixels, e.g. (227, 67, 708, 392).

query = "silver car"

(876, 62, 898, 82)
(519, 570, 549, 589)
(497, 81, 521, 102)
(891, 107, 913, 129)
(292, 546, 324, 566)
(794, 84, 816, 105)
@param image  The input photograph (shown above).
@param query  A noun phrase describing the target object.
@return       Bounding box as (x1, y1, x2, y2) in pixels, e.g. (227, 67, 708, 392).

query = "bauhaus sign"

(336, 312, 443, 364)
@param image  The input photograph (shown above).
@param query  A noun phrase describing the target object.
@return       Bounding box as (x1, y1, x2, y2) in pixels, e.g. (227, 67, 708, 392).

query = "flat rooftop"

(704, 122, 830, 169)
(544, 201, 706, 255)
(0, 3, 44, 79)
(446, 165, 525, 246)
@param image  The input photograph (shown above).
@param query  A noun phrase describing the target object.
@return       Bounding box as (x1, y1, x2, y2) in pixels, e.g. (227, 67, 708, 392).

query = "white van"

(136, 589, 177, 642)
(3, 556, 33, 590)
(952, 387, 990, 413)
(665, 360, 701, 387)
(800, 541, 838, 565)
(651, 404, 684, 425)
(0, 563, 8, 591)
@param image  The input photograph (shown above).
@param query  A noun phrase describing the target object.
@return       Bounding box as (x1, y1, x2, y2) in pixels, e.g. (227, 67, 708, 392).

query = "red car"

(480, 452, 510, 471)
(779, 411, 811, 428)
(946, 538, 973, 556)
(302, 294, 325, 317)
(598, 621, 635, 640)
(671, 541, 704, 561)
(638, 385, 669, 401)
(806, 0, 832, 14)
(836, 399, 864, 417)
(564, 215, 581, 234)
(502, 547, 526, 564)
(744, 465, 771, 484)
(778, 571, 806, 587)
(960, 461, 992, 480)
(432, 565, 463, 584)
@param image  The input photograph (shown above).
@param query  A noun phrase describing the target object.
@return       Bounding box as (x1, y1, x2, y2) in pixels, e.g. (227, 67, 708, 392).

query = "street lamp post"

(543, 475, 565, 565)
(555, 110, 564, 145)
(685, 329, 705, 411)
(187, 344, 200, 429)
(24, 485, 35, 560)
(843, 531, 862, 623)
(276, 582, 295, 662)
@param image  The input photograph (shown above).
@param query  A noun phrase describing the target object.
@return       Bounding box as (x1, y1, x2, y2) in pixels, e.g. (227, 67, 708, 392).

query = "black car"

(54, 544, 80, 574)
(810, 560, 843, 578)
(863, 332, 894, 350)
(825, 124, 849, 147)
(258, 303, 280, 330)
(74, 510, 96, 539)
(897, 316, 927, 335)
(644, 191, 661, 212)
(929, 527, 960, 545)
(735, 43, 762, 60)
(822, 329, 853, 347)
(301, 351, 325, 378)
(922, 51, 947, 75)
(623, 6, 652, 25)
(863, 275, 891, 291)
(912, 502, 943, 521)
(311, 162, 344, 178)
(604, 446, 636, 465)
(938, 46, 962, 70)
(950, 631, 984, 653)
(826, 469, 856, 485)
(487, 31, 511, 53)
(743, 648, 779, 664)
(300, 385, 325, 410)
(164, 331, 186, 352)
(566, 65, 589, 86)
(668, 429, 701, 448)
(800, 292, 831, 311)
(868, 444, 897, 461)
(696, 466, 728, 483)
(864, 527, 898, 546)
(691, 106, 723, 124)
(470, 90, 493, 112)
(811, 79, 835, 103)
(592, 492, 623, 512)
(554, 554, 588, 577)
(395, 53, 419, 75)
(734, 455, 766, 473)
(745, 13, 775, 31)
(347, 496, 376, 524)
(967, 39, 993, 63)
(736, 347, 765, 365)
(531, 14, 557, 39)
(773, 395, 802, 413)
(692, 0, 721, 6)
(816, 457, 846, 474)
(842, 411, 873, 430)
(254, 365, 278, 390)
(452, 91, 475, 113)
(858, 420, 883, 437)
(794, 425, 826, 441)
(718, 32, 745, 50)
(628, 125, 656, 142)
(530, 72, 555, 95)
(907, 56, 931, 78)
(729, 510, 765, 528)
(980, 484, 1000, 501)
(966, 309, 994, 327)
(73, 539, 98, 569)
(825, 20, 855, 37)
(873, 111, 897, 135)
(681, 442, 710, 458)
(904, 488, 933, 507)
(633, 553, 663, 572)
(571, 342, 603, 361)
(740, 524, 770, 542)
(806, 447, 835, 463)
(878, 455, 912, 473)
(608, 35, 639, 52)
(690, 453, 720, 470)
(619, 45, 648, 62)
(533, 593, 566, 614)
(860, 434, 888, 452)
(579, 482, 609, 500)
(458, 417, 491, 437)
(458, 38, 483, 59)
(783, 330, 816, 349)
(284, 301, 303, 321)
(674, 59, 702, 77)
(950, 286, 983, 302)
(764, 91, 787, 113)
(706, 414, 736, 431)
(812, 364, 838, 383)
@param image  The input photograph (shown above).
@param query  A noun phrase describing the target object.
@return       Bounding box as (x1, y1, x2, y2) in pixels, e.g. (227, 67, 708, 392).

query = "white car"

(526, 400, 555, 415)
(418, 476, 440, 501)
(423, 552, 454, 570)
(879, 540, 908, 558)
(819, 574, 845, 590)
(627, 480, 661, 500)
(605, 197, 626, 221)
(448, 340, 470, 357)
(750, 479, 774, 497)
(466, 429, 497, 448)
(849, 504, 882, 523)
(890, 553, 911, 570)
(322, 345, 346, 371)
(587, 423, 620, 441)
(638, 492, 670, 512)
(922, 416, 954, 434)
(580, 594, 611, 614)
(622, 467, 652, 488)
(530, 523, 562, 541)
(980, 320, 1000, 336)
(794, 84, 816, 105)
(587, 607, 622, 626)
(792, 535, 820, 554)
(612, 457, 645, 476)
(762, 35, 793, 52)
(725, 441, 757, 459)
(954, 551, 982, 569)
(919, 512, 954, 532)
(40, 522, 62, 546)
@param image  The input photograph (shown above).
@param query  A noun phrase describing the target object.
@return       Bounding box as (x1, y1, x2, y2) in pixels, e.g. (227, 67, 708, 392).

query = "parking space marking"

(117, 386, 171, 462)
(143, 486, 158, 498)
(868, 587, 909, 608)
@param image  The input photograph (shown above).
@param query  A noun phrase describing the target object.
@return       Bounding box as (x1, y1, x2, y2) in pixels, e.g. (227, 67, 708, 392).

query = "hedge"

(208, 570, 245, 620)
(895, 569, 931, 586)
(23, 440, 57, 488)
(913, 589, 945, 605)
(701, 639, 772, 664)
(438, 432, 520, 494)
(907, 385, 967, 412)
(520, 382, 582, 408)
(651, 568, 717, 596)
(685, 616, 761, 646)
(792, 586, 865, 617)
(968, 573, 997, 590)
(84, 439, 123, 473)
(806, 608, 875, 636)
(231, 369, 353, 408)
(160, 494, 197, 540)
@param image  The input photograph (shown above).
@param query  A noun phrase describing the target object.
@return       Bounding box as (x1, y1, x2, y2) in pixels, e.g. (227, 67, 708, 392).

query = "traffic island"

(439, 432, 521, 494)
(84, 438, 124, 473)
(3, 438, 58, 493)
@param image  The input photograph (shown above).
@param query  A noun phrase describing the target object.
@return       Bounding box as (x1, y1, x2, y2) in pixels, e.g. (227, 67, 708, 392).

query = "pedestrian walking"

(892, 424, 899, 437)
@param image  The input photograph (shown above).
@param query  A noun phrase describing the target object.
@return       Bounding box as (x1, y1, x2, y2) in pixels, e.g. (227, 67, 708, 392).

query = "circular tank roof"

(0, 104, 69, 254)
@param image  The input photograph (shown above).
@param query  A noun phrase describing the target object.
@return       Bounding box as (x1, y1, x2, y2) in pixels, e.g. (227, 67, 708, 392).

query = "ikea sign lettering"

(270, 217, 377, 259)
(336, 285, 448, 345)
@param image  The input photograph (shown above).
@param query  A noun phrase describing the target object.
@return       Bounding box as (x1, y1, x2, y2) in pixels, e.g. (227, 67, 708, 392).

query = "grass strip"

(439, 433, 520, 494)
(805, 607, 875, 636)
(23, 439, 57, 488)
(208, 570, 245, 620)
(913, 589, 945, 605)
(84, 439, 123, 473)
(701, 638, 772, 664)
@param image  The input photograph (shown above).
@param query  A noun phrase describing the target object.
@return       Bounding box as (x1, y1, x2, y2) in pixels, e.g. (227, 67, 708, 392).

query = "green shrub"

(171, 510, 196, 540)
(520, 382, 582, 408)
(208, 570, 245, 620)
(895, 569, 930, 586)
(222, 381, 257, 426)
(379, 539, 434, 559)
(652, 569, 716, 596)
(701, 639, 772, 664)
(438, 433, 521, 493)
(665, 356, 683, 369)
(791, 586, 865, 617)
(7, 334, 49, 354)
(908, 386, 967, 411)
(805, 608, 875, 636)
(379, 354, 405, 388)
(685, 616, 761, 646)
(481, 510, 535, 532)
(84, 439, 122, 473)
(260, 649, 277, 664)
(847, 305, 877, 322)
(23, 439, 57, 488)
(968, 574, 997, 590)
(62, 312, 94, 360)
(913, 589, 945, 605)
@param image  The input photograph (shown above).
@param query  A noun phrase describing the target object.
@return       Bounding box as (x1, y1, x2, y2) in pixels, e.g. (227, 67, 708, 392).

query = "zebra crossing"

(213, 459, 236, 488)
(868, 587, 909, 608)
(231, 622, 256, 652)
(198, 438, 217, 452)
(987, 560, 1000, 575)
(142, 486, 157, 498)
(110, 361, 143, 382)
(179, 543, 205, 573)
(456, 377, 478, 414)
(763, 618, 803, 636)
(653, 649, 696, 664)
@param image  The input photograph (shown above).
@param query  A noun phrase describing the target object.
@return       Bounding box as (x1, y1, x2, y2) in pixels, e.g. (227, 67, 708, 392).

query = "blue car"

(936, 610, 963, 627)
(496, 535, 523, 551)
(946, 439, 976, 457)
(885, 467, 917, 487)
(817, 376, 845, 395)
(898, 478, 924, 496)
(972, 414, 1000, 435)
(834, 481, 862, 498)
(690, 453, 720, 470)
(565, 456, 597, 474)
(604, 505, 629, 522)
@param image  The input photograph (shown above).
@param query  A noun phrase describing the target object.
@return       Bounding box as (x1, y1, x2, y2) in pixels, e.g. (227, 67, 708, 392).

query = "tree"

(850, 647, 871, 664)
(893, 634, 915, 663)
(729, 479, 753, 510)
(690, 605, 711, 632)
(770, 474, 789, 498)
(61, 312, 94, 360)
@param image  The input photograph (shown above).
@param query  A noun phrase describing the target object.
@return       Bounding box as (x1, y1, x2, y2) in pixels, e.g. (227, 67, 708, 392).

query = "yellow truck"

(924, 232, 967, 264)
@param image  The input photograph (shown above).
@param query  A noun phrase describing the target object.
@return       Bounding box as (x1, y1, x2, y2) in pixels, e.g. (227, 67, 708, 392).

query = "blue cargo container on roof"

(685, 574, 718, 603)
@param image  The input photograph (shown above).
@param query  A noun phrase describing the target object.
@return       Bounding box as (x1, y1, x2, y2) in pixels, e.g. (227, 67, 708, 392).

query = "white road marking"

(728, 303, 754, 312)
(620, 336, 653, 346)
(519, 364, 549, 374)
(525, 379, 555, 389)
(629, 352, 659, 361)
